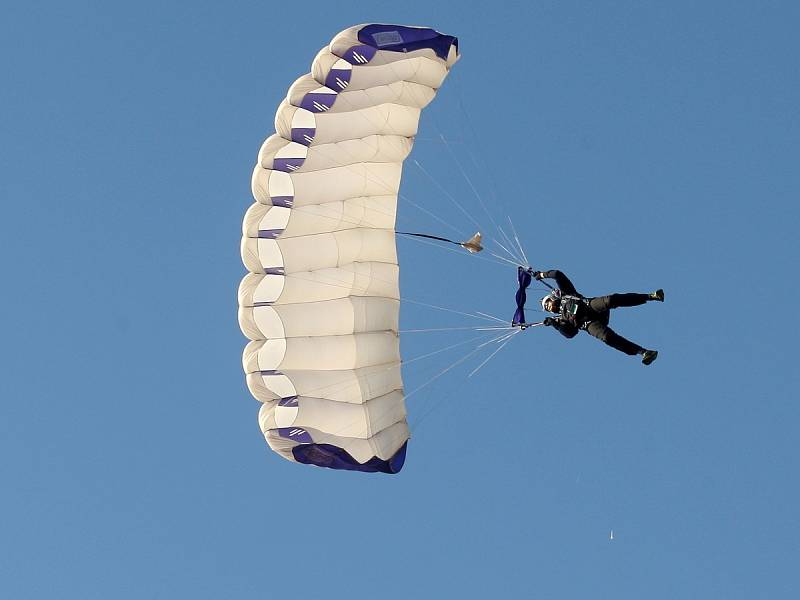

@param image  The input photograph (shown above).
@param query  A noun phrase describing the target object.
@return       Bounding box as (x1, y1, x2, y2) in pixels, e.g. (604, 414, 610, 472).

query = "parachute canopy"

(238, 24, 459, 473)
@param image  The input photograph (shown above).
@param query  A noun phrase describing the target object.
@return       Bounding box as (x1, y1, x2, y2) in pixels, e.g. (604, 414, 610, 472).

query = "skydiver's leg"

(585, 320, 645, 356)
(589, 294, 651, 312)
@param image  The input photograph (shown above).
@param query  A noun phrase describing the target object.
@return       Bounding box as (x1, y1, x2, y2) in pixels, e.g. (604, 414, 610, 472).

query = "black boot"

(641, 350, 658, 365)
(649, 289, 664, 302)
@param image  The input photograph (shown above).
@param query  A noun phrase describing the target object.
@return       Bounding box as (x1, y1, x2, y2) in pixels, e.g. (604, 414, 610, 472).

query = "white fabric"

(238, 24, 458, 467)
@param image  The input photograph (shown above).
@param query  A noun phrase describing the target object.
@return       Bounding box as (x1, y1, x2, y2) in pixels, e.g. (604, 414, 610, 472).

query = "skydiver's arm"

(550, 318, 579, 339)
(539, 270, 579, 296)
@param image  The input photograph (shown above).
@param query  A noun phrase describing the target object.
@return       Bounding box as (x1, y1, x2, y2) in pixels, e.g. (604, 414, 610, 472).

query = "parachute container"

(239, 24, 459, 473)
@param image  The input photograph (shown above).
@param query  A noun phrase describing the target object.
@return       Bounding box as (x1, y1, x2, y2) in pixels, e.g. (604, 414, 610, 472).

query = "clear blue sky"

(2, 1, 798, 598)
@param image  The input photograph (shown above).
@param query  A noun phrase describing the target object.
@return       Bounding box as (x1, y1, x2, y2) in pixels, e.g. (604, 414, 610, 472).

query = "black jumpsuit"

(541, 270, 649, 356)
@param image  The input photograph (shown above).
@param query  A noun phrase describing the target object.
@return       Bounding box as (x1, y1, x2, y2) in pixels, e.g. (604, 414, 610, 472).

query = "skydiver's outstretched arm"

(538, 270, 579, 296)
(544, 317, 579, 339)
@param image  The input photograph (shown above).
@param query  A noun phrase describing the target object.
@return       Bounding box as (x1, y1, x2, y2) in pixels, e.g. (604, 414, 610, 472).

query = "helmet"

(540, 290, 561, 312)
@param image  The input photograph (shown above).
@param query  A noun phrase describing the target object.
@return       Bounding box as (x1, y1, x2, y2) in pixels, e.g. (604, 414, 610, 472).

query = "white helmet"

(540, 290, 561, 312)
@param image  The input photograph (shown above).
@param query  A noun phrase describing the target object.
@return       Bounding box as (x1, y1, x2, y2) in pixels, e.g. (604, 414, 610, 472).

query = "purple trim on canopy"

(263, 267, 285, 276)
(272, 158, 303, 172)
(278, 396, 299, 407)
(270, 196, 293, 208)
(253, 301, 273, 307)
(257, 229, 284, 239)
(259, 370, 283, 376)
(291, 127, 316, 145)
(292, 440, 407, 474)
(342, 44, 377, 66)
(276, 427, 313, 444)
(325, 68, 352, 92)
(300, 92, 337, 113)
(357, 24, 458, 61)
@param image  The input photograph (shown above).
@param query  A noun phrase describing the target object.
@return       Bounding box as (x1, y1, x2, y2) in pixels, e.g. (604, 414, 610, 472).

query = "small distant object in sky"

(610, 530, 614, 540)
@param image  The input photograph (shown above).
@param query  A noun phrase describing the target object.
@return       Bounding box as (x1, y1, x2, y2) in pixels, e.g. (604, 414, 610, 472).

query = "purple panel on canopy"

(291, 127, 316, 145)
(257, 229, 284, 239)
(342, 44, 377, 65)
(292, 441, 407, 474)
(276, 427, 313, 444)
(300, 92, 337, 113)
(272, 158, 303, 172)
(325, 69, 352, 92)
(263, 267, 285, 276)
(357, 24, 458, 60)
(270, 196, 293, 208)
(278, 396, 299, 407)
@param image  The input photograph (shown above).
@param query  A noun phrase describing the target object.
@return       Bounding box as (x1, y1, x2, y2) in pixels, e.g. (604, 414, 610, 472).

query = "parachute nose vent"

(460, 232, 483, 254)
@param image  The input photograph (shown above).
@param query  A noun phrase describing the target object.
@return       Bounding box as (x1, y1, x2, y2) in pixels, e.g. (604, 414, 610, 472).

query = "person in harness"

(513, 267, 663, 365)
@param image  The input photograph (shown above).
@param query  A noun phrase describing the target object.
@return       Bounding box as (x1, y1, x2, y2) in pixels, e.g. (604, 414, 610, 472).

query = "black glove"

(543, 317, 555, 327)
(533, 271, 544, 280)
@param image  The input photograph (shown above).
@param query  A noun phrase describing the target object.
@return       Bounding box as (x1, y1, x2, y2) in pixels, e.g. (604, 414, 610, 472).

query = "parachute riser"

(538, 279, 555, 291)
(513, 320, 546, 330)
(516, 266, 556, 291)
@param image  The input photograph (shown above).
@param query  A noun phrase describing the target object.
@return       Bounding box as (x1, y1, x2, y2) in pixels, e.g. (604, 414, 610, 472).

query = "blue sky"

(2, 1, 799, 598)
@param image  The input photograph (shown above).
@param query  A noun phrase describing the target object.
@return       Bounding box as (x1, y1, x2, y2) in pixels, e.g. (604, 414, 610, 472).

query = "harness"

(558, 294, 592, 329)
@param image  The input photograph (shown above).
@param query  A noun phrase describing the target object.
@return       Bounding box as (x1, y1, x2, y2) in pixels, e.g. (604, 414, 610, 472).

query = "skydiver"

(521, 268, 663, 365)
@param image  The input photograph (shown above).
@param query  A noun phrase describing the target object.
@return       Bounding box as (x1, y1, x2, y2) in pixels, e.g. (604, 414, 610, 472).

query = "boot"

(649, 289, 664, 302)
(641, 350, 658, 365)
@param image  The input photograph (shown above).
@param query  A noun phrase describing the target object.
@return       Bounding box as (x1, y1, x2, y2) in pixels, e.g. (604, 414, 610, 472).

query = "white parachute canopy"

(238, 24, 460, 474)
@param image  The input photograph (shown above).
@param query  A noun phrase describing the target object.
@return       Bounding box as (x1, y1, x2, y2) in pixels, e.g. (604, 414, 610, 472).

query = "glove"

(543, 317, 555, 327)
(533, 271, 544, 280)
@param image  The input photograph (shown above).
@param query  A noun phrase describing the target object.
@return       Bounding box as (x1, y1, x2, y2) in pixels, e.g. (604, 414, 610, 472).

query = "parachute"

(238, 25, 460, 473)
